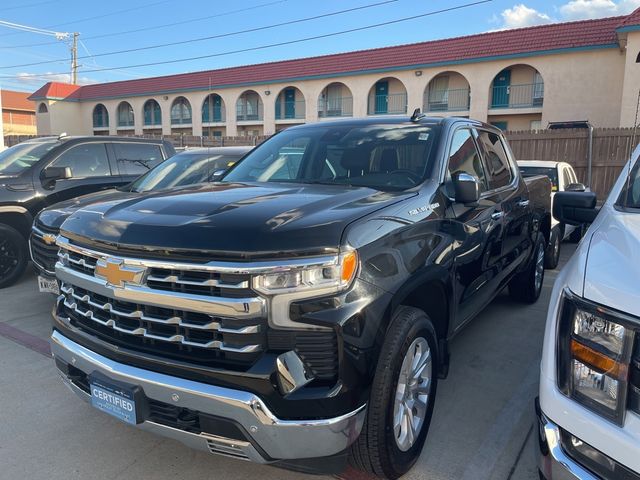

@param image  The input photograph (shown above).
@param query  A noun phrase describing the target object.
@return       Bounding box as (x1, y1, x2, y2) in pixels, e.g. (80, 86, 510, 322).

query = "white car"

(536, 144, 640, 479)
(518, 160, 585, 269)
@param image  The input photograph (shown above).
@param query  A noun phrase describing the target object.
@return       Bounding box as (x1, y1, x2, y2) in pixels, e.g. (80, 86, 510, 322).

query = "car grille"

(30, 225, 60, 275)
(55, 238, 339, 381)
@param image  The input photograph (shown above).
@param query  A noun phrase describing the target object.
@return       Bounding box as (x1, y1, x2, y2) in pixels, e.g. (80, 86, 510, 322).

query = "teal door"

(284, 88, 296, 119)
(491, 69, 511, 108)
(375, 81, 388, 114)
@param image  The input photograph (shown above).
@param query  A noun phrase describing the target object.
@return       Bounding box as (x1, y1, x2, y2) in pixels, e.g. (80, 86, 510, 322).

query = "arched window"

(92, 104, 109, 128)
(38, 103, 48, 113)
(171, 97, 192, 125)
(318, 82, 353, 118)
(143, 99, 162, 126)
(117, 101, 134, 127)
(236, 91, 263, 121)
(202, 94, 224, 123)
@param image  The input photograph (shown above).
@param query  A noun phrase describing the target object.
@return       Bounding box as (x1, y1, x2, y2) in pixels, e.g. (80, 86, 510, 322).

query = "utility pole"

(71, 32, 79, 84)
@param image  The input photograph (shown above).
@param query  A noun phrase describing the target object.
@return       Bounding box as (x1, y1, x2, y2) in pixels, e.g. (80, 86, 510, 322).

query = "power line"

(0, 0, 399, 68)
(3, 0, 290, 49)
(0, 0, 57, 12)
(0, 0, 493, 80)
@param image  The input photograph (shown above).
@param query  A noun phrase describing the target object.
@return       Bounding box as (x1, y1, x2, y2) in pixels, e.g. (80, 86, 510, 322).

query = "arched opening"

(367, 77, 407, 115)
(424, 72, 470, 113)
(202, 93, 225, 124)
(318, 82, 353, 118)
(116, 101, 134, 128)
(93, 104, 109, 129)
(38, 103, 48, 113)
(489, 65, 544, 109)
(143, 99, 162, 127)
(275, 86, 305, 121)
(171, 96, 192, 125)
(236, 90, 263, 122)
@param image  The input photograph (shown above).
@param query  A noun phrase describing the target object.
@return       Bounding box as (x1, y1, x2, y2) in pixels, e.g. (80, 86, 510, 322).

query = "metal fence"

(506, 127, 639, 199)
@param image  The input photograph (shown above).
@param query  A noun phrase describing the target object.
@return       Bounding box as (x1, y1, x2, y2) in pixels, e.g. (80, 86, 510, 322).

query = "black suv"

(0, 136, 175, 288)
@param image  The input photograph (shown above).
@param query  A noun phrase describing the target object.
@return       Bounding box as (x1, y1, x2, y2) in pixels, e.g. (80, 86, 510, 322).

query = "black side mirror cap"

(452, 172, 481, 206)
(553, 191, 598, 225)
(42, 166, 72, 182)
(565, 182, 586, 192)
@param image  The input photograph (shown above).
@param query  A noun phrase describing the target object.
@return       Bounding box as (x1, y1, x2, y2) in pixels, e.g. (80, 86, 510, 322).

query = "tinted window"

(447, 128, 487, 193)
(223, 125, 439, 190)
(51, 143, 111, 177)
(0, 141, 57, 175)
(114, 143, 164, 175)
(476, 131, 513, 189)
(519, 166, 558, 191)
(618, 157, 640, 210)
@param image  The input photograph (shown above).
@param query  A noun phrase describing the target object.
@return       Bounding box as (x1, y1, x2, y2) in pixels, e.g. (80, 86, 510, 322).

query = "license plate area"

(89, 372, 148, 425)
(38, 275, 59, 295)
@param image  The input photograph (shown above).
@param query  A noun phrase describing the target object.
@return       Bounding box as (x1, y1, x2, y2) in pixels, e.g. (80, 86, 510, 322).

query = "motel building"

(30, 8, 640, 138)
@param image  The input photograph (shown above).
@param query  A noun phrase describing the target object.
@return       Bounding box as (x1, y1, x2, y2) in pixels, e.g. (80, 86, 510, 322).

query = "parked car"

(49, 116, 551, 479)
(518, 160, 586, 269)
(0, 135, 175, 288)
(30, 146, 251, 294)
(536, 143, 640, 479)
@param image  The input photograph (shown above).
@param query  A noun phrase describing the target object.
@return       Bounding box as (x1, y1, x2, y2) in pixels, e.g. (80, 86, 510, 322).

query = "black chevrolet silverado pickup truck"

(0, 135, 174, 288)
(50, 116, 551, 479)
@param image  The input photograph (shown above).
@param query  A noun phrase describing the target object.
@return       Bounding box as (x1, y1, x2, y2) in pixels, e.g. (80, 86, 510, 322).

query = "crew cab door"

(36, 142, 121, 208)
(476, 129, 530, 281)
(110, 142, 166, 183)
(445, 127, 505, 329)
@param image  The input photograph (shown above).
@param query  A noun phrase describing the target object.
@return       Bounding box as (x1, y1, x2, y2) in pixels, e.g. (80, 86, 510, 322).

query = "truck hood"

(60, 182, 414, 258)
(583, 207, 640, 317)
(37, 189, 135, 231)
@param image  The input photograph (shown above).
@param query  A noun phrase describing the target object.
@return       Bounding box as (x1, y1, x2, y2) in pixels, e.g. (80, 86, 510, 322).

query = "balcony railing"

(368, 93, 407, 115)
(490, 83, 544, 109)
(202, 106, 224, 123)
(275, 100, 306, 120)
(318, 96, 353, 118)
(236, 104, 263, 122)
(425, 88, 470, 112)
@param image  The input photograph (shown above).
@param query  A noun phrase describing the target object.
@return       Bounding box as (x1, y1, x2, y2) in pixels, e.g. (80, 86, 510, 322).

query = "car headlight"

(253, 250, 358, 329)
(557, 289, 635, 425)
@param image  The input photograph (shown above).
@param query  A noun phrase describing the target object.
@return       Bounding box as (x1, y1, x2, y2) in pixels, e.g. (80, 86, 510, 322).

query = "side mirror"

(553, 191, 598, 226)
(42, 166, 72, 182)
(211, 169, 226, 181)
(452, 172, 480, 205)
(565, 182, 586, 192)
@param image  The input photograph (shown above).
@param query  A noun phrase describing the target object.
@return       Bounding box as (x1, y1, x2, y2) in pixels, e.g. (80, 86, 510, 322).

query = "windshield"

(520, 166, 559, 191)
(0, 141, 58, 175)
(129, 151, 242, 193)
(222, 124, 440, 190)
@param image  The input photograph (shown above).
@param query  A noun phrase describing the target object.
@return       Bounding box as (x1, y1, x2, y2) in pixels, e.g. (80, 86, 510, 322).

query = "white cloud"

(13, 72, 95, 85)
(560, 0, 640, 20)
(499, 4, 554, 28)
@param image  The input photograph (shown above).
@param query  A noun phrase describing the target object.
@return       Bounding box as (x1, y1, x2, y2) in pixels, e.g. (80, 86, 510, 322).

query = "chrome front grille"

(30, 226, 59, 275)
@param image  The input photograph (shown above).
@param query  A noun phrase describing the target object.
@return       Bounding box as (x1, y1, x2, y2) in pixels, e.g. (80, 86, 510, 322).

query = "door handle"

(517, 200, 530, 208)
(491, 211, 504, 220)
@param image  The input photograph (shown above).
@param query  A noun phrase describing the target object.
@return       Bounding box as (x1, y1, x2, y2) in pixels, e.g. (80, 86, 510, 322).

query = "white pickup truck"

(536, 144, 640, 479)
(518, 161, 585, 269)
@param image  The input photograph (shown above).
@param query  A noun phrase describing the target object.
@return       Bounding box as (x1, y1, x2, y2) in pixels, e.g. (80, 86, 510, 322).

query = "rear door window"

(50, 143, 112, 177)
(476, 130, 514, 190)
(113, 143, 164, 175)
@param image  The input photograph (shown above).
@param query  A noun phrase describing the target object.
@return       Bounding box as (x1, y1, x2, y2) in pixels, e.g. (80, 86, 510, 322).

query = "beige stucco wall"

(34, 45, 634, 136)
(619, 31, 640, 127)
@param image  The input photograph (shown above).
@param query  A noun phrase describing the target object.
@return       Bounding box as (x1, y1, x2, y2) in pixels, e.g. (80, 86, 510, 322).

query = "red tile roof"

(28, 82, 80, 101)
(2, 89, 35, 112)
(617, 7, 640, 29)
(30, 14, 625, 102)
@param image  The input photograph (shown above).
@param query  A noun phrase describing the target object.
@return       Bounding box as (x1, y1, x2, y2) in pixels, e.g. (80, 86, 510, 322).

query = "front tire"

(544, 227, 561, 269)
(509, 232, 545, 304)
(349, 306, 438, 479)
(0, 224, 27, 289)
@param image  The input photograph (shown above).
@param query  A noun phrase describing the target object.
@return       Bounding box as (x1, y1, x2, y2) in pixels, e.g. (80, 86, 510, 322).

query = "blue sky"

(0, 0, 638, 92)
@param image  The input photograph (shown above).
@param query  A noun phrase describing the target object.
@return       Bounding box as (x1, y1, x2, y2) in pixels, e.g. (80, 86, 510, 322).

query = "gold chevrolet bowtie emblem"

(94, 258, 145, 288)
(42, 234, 57, 245)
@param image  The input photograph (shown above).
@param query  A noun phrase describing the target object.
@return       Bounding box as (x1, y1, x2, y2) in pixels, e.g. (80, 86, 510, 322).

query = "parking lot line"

(0, 320, 51, 357)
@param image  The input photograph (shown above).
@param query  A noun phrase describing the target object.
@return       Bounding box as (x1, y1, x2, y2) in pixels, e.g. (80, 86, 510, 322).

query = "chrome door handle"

(491, 211, 504, 220)
(518, 200, 530, 207)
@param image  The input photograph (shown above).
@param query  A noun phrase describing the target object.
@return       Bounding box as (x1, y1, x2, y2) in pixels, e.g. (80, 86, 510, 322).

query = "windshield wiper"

(119, 158, 152, 171)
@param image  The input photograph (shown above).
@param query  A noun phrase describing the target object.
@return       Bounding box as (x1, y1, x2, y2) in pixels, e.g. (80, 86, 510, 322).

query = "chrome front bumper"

(536, 400, 598, 480)
(50, 330, 366, 463)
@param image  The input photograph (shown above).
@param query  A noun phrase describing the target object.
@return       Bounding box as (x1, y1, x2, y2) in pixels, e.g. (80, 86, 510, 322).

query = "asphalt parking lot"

(0, 244, 575, 480)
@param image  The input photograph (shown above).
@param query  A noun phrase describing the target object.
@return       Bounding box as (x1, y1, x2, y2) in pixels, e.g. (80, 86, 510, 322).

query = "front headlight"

(253, 250, 358, 329)
(557, 289, 635, 425)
